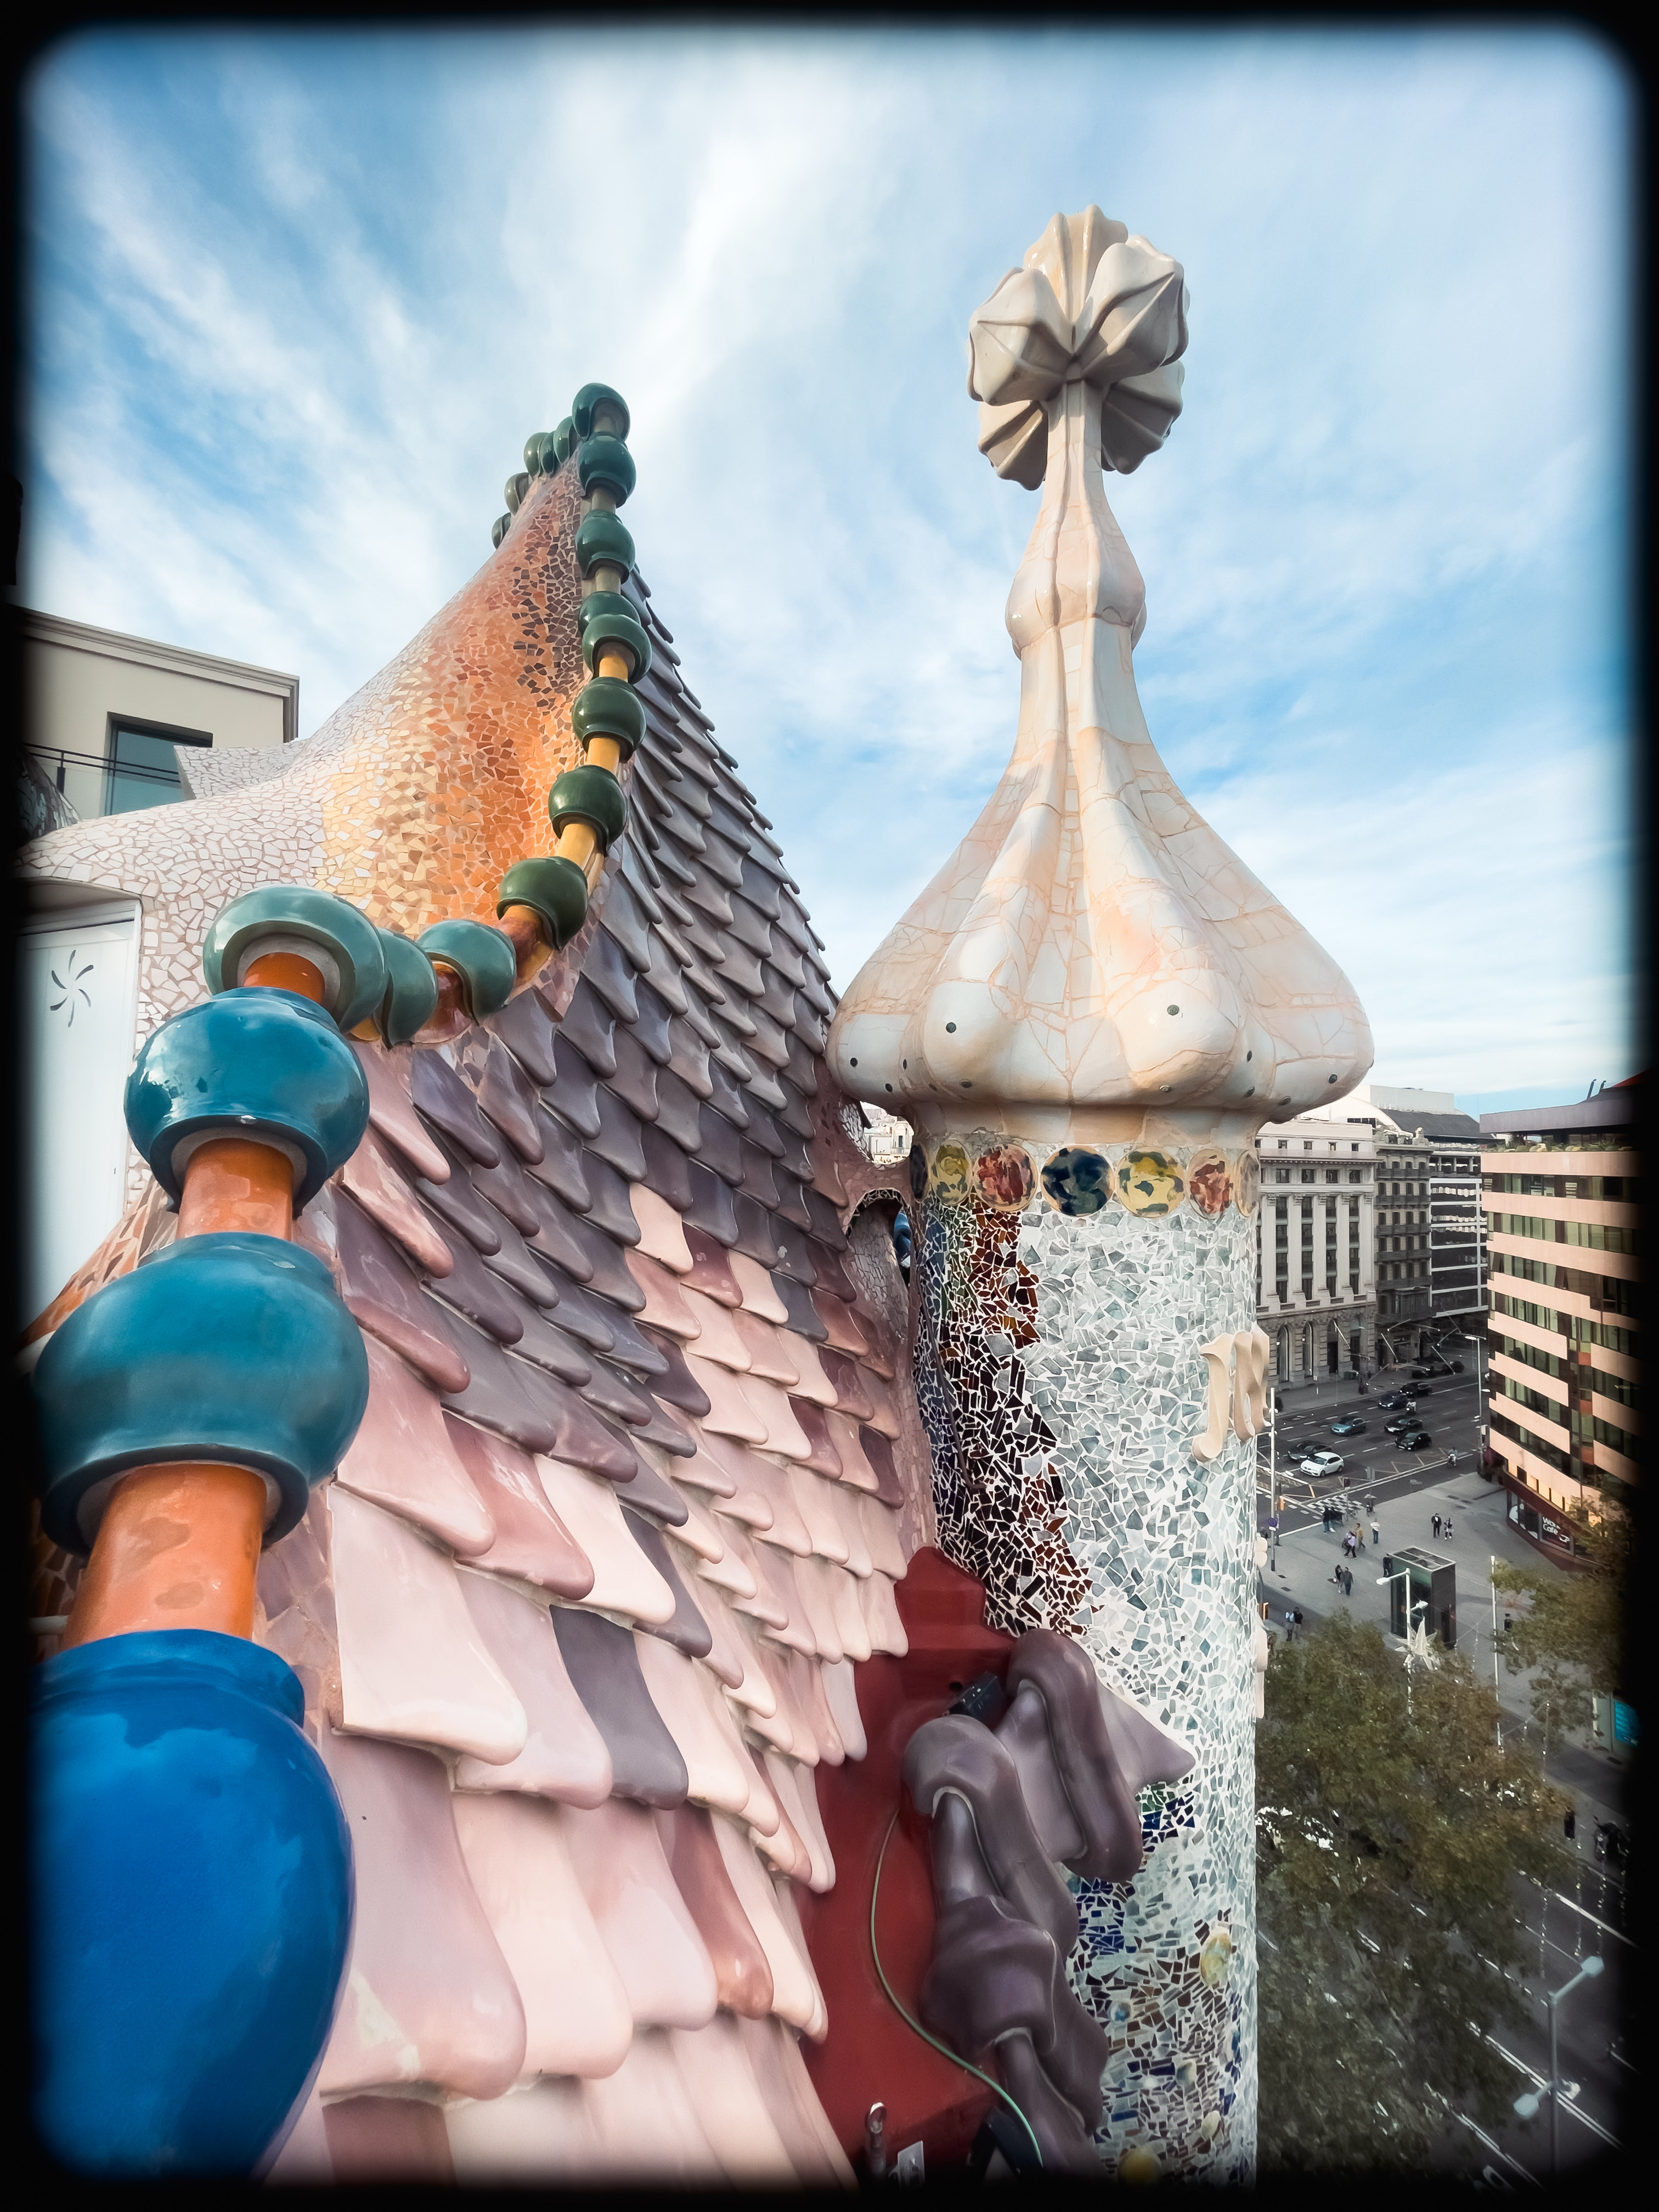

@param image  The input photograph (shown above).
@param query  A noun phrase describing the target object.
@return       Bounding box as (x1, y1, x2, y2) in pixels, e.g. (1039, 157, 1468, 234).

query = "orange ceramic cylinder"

(241, 949, 327, 1000)
(63, 1463, 269, 1646)
(177, 1137, 296, 1241)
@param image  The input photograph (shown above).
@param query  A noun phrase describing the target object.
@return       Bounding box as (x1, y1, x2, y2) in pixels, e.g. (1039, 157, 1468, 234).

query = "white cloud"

(16, 24, 1635, 1099)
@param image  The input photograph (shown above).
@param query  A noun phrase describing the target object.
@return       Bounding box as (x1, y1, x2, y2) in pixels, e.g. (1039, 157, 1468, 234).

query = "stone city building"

(1253, 1114, 1377, 1384)
(1480, 1080, 1640, 1561)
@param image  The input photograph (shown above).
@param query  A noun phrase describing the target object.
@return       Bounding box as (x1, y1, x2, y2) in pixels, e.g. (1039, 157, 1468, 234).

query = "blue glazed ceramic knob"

(415, 918, 518, 1017)
(124, 990, 369, 1211)
(31, 1233, 370, 1554)
(201, 885, 387, 1034)
(31, 1630, 353, 2177)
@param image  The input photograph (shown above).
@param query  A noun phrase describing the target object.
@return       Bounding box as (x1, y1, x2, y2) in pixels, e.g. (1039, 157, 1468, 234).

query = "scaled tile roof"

(25, 451, 938, 2183)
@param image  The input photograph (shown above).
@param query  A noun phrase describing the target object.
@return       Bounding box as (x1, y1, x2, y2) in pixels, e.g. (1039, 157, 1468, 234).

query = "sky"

(17, 22, 1639, 1113)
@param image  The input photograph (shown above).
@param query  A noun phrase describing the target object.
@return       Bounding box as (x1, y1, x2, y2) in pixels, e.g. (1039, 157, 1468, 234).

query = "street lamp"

(1513, 1955, 1604, 2174)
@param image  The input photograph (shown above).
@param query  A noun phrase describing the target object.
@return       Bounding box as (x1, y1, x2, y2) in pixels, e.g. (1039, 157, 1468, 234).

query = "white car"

(1297, 1451, 1346, 1475)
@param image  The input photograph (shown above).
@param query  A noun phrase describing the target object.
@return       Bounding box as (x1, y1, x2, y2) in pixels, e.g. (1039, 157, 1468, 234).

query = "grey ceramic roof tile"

(754, 965, 799, 1034)
(526, 1103, 594, 1210)
(642, 928, 691, 1015)
(614, 1443, 693, 1517)
(560, 1216, 645, 1311)
(416, 1130, 504, 1254)
(857, 1427, 906, 1510)
(598, 874, 655, 972)
(775, 1082, 815, 1142)
(806, 1240, 858, 1304)
(683, 1160, 740, 1247)
(702, 1056, 751, 1132)
(625, 980, 673, 1070)
(410, 1049, 501, 1165)
(460, 1033, 545, 1163)
(637, 1329, 712, 1418)
(650, 1066, 704, 1155)
(737, 1100, 785, 1161)
(547, 977, 616, 1078)
(695, 1104, 745, 1187)
(593, 1305, 667, 1378)
(479, 1209, 563, 1309)
(437, 1315, 560, 1456)
(681, 1227, 743, 1306)
(528, 1260, 617, 1355)
(550, 1609, 689, 1808)
(788, 1398, 843, 1480)
(485, 987, 560, 1087)
(605, 1024, 663, 1119)
(738, 1142, 782, 1213)
(765, 931, 808, 989)
(768, 1229, 818, 1289)
(590, 1085, 646, 1182)
(774, 1118, 815, 1183)
(681, 869, 733, 930)
(581, 929, 640, 1026)
(650, 833, 698, 889)
(663, 1020, 714, 1099)
(804, 1188, 849, 1251)
(508, 1305, 594, 1388)
(713, 938, 765, 1000)
(638, 1120, 693, 1212)
(736, 856, 783, 921)
(430, 1232, 527, 1343)
(740, 1062, 789, 1114)
(580, 1355, 654, 1430)
(743, 1004, 792, 1073)
(467, 1142, 544, 1239)
(333, 1187, 472, 1395)
(623, 1510, 714, 1658)
(770, 1167, 813, 1234)
(730, 1193, 786, 1272)
(577, 1150, 641, 1246)
(698, 828, 747, 893)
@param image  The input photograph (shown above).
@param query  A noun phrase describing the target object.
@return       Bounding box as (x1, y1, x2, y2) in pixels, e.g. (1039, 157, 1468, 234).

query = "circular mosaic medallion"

(1116, 1148, 1187, 1217)
(1233, 1151, 1261, 1217)
(1040, 1146, 1113, 1216)
(1187, 1149, 1232, 1217)
(974, 1143, 1034, 1210)
(930, 1141, 972, 1204)
(907, 1143, 928, 1201)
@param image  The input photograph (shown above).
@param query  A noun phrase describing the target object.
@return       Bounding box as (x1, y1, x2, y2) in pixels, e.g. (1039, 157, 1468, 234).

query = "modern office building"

(1481, 1081, 1640, 1560)
(19, 607, 299, 822)
(1254, 1114, 1378, 1383)
(1346, 1087, 1486, 1336)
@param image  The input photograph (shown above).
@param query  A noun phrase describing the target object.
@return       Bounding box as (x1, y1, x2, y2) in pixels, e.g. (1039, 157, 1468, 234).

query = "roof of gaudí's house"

(25, 427, 936, 2183)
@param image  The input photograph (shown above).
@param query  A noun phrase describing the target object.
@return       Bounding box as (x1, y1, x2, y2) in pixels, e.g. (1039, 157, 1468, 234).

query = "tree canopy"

(1256, 1614, 1566, 2171)
(1490, 1497, 1628, 1735)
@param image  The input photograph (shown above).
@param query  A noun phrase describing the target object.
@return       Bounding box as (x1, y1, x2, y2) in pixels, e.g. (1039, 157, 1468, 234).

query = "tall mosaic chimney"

(828, 208, 1373, 2179)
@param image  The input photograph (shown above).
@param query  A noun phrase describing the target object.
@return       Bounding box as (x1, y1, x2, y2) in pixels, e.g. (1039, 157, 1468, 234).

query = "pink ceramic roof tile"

(768, 1883, 829, 2045)
(335, 1336, 496, 1556)
(825, 1561, 873, 1663)
(765, 1753, 837, 1895)
(675, 1567, 748, 1693)
(860, 1570, 910, 1657)
(822, 1481, 874, 1578)
(708, 1593, 777, 1722)
(859, 1492, 908, 1581)
(820, 1656, 868, 1760)
(452, 1570, 613, 1805)
(653, 1805, 775, 2019)
(561, 1797, 719, 2032)
(856, 1364, 903, 1440)
(632, 1632, 752, 1818)
(352, 1040, 449, 1184)
(675, 1288, 751, 1370)
(781, 1333, 837, 1408)
(340, 1126, 455, 1277)
(823, 1409, 878, 1493)
(314, 1730, 526, 2100)
(737, 1374, 813, 1463)
(330, 1489, 527, 1765)
(729, 1305, 798, 1384)
(787, 1464, 850, 1564)
(533, 1458, 675, 1626)
(629, 1184, 695, 1273)
(623, 1248, 701, 1339)
(451, 1792, 634, 2079)
(682, 1353, 768, 1444)
(811, 1288, 871, 1360)
(667, 2018, 799, 2183)
(737, 2015, 855, 2182)
(726, 1251, 790, 1323)
(747, 1542, 813, 1655)
(661, 1486, 724, 1564)
(444, 1416, 595, 1599)
(819, 1347, 875, 1423)
(788, 1554, 843, 1666)
(577, 2032, 727, 2182)
(710, 1813, 820, 2034)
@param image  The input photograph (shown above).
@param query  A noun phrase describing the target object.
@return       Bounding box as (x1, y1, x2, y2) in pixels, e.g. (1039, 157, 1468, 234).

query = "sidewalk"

(1257, 1464, 1630, 1825)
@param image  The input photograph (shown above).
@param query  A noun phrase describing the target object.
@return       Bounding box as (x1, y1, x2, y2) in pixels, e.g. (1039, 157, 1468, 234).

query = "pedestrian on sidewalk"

(1432, 1512, 1442, 1540)
(1444, 1512, 1453, 1540)
(1371, 1519, 1380, 1547)
(1342, 1567, 1353, 1598)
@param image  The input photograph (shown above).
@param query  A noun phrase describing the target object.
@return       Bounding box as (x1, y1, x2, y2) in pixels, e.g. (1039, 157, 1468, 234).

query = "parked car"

(1384, 1415, 1418, 1435)
(1330, 1417, 1368, 1437)
(1412, 1358, 1463, 1377)
(1376, 1392, 1409, 1412)
(1298, 1450, 1346, 1475)
(1401, 1430, 1434, 1451)
(1402, 1383, 1431, 1399)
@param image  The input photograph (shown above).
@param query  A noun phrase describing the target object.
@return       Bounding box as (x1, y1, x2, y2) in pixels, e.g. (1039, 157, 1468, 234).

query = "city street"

(1252, 1372, 1632, 2182)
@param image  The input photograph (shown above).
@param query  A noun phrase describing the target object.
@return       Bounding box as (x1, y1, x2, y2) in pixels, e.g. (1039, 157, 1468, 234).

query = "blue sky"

(18, 24, 1638, 1110)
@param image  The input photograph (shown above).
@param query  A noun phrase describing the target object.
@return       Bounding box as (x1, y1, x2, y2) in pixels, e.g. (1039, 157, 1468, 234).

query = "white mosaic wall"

(911, 1128, 1259, 2181)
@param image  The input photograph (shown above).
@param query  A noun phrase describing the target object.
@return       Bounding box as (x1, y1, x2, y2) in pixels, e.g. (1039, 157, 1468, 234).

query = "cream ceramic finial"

(829, 207, 1372, 1129)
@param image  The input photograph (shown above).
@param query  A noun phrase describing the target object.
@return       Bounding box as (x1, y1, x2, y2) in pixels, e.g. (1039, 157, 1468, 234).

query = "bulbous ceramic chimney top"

(830, 207, 1372, 1130)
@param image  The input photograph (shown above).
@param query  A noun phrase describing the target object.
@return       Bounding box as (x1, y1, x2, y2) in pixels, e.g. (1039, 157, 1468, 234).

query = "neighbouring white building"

(1254, 1113, 1379, 1384)
(19, 610, 302, 1323)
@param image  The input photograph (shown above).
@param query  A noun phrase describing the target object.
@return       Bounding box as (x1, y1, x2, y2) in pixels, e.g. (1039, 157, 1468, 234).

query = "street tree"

(1256, 1613, 1566, 2171)
(1491, 1494, 1627, 1736)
